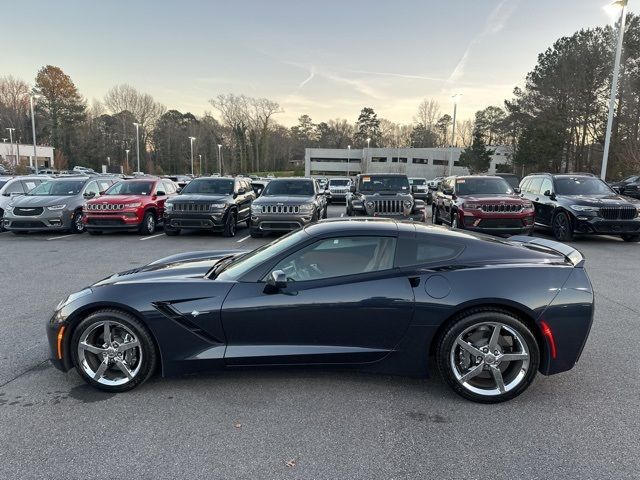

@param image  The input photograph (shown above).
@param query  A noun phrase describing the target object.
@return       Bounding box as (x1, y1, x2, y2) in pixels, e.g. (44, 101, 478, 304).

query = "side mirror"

(256, 188, 262, 196)
(443, 188, 454, 196)
(83, 192, 96, 199)
(98, 190, 105, 195)
(156, 191, 166, 197)
(513, 187, 521, 194)
(543, 190, 552, 197)
(265, 270, 287, 292)
(2, 192, 10, 197)
(176, 187, 182, 194)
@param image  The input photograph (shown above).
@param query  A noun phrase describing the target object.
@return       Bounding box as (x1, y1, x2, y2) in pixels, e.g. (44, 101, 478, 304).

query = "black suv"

(346, 173, 425, 220)
(163, 176, 255, 237)
(520, 173, 640, 242)
(610, 175, 640, 199)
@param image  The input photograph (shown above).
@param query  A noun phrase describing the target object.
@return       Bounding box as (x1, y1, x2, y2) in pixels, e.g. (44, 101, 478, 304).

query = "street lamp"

(133, 123, 141, 173)
(449, 94, 462, 176)
(347, 144, 351, 177)
(601, 0, 628, 180)
(26, 94, 39, 174)
(125, 149, 130, 172)
(217, 144, 223, 176)
(6, 128, 16, 167)
(189, 136, 196, 176)
(199, 154, 202, 176)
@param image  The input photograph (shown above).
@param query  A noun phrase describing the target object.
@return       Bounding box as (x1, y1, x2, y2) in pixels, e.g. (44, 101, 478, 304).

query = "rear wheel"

(139, 211, 156, 235)
(621, 233, 640, 242)
(223, 210, 237, 237)
(436, 309, 539, 403)
(552, 211, 573, 242)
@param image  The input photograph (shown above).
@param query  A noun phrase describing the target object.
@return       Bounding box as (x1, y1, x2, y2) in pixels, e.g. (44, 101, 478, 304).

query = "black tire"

(70, 309, 158, 393)
(323, 206, 328, 219)
(164, 226, 180, 236)
(139, 211, 156, 235)
(223, 210, 237, 237)
(552, 211, 573, 242)
(250, 228, 263, 238)
(69, 210, 85, 234)
(346, 204, 353, 216)
(0, 209, 5, 232)
(621, 233, 640, 242)
(245, 218, 251, 229)
(436, 308, 540, 403)
(432, 206, 443, 225)
(450, 211, 461, 229)
(87, 230, 103, 236)
(311, 210, 319, 223)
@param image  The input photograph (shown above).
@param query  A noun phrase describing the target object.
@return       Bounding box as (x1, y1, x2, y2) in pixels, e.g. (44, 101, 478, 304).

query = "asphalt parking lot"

(1, 204, 639, 479)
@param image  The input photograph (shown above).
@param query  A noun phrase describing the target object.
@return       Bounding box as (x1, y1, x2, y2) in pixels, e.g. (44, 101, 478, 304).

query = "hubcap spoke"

(499, 353, 528, 362)
(488, 324, 502, 350)
(103, 321, 112, 344)
(93, 360, 109, 380)
(114, 358, 134, 379)
(116, 340, 140, 353)
(456, 338, 483, 357)
(459, 363, 484, 383)
(79, 342, 106, 355)
(490, 366, 506, 393)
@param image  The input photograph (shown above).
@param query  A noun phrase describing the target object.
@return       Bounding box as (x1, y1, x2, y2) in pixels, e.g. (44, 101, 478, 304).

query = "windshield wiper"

(209, 254, 238, 279)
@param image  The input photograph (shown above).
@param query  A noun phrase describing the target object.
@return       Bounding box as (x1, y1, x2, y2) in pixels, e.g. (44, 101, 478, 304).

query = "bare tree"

(248, 97, 282, 171)
(414, 99, 441, 130)
(0, 76, 30, 132)
(456, 119, 474, 147)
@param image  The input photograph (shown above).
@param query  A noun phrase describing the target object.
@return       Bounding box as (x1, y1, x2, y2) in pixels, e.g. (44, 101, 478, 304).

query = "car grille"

(480, 204, 523, 213)
(330, 188, 348, 194)
(87, 219, 125, 226)
(172, 203, 213, 213)
(10, 220, 45, 228)
(13, 207, 44, 216)
(598, 206, 637, 220)
(86, 203, 124, 211)
(477, 218, 523, 228)
(261, 205, 300, 214)
(373, 200, 404, 214)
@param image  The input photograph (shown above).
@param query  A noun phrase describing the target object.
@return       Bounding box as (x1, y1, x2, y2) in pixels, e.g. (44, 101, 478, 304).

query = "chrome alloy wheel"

(146, 215, 155, 233)
(77, 320, 142, 386)
(450, 322, 530, 396)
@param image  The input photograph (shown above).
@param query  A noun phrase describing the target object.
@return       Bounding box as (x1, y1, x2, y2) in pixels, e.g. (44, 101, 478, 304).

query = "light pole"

(449, 94, 462, 176)
(125, 149, 130, 172)
(6, 128, 15, 167)
(601, 0, 628, 180)
(199, 154, 202, 176)
(217, 144, 223, 176)
(26, 94, 39, 174)
(189, 136, 196, 176)
(133, 123, 141, 173)
(347, 144, 351, 177)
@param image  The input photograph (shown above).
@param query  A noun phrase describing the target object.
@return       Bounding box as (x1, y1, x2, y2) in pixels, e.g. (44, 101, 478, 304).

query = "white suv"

(0, 176, 47, 230)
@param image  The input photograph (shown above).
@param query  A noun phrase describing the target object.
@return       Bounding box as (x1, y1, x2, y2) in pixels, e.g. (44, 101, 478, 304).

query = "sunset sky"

(3, 0, 630, 125)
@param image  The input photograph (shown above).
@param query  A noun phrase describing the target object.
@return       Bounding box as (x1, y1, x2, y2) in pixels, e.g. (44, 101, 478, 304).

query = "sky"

(2, 0, 632, 126)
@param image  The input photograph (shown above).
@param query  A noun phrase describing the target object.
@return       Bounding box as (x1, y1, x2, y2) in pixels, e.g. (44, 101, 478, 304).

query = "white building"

(0, 142, 55, 169)
(305, 146, 512, 179)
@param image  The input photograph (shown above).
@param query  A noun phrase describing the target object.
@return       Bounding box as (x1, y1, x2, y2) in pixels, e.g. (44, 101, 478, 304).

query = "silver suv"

(326, 177, 351, 204)
(3, 176, 117, 234)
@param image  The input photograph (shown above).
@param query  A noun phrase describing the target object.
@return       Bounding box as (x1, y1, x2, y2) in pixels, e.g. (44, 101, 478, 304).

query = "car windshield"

(456, 178, 513, 195)
(105, 181, 154, 195)
(28, 180, 85, 196)
(410, 179, 426, 185)
(623, 176, 639, 183)
(359, 176, 409, 192)
(329, 179, 349, 186)
(555, 177, 614, 195)
(181, 178, 234, 195)
(0, 180, 8, 190)
(216, 229, 309, 281)
(262, 180, 314, 196)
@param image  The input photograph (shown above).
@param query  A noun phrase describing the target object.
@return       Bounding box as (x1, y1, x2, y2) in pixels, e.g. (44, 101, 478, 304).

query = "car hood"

(458, 194, 529, 204)
(88, 195, 148, 204)
(359, 192, 413, 199)
(254, 195, 315, 205)
(559, 194, 640, 206)
(169, 194, 231, 203)
(11, 195, 76, 208)
(93, 250, 247, 286)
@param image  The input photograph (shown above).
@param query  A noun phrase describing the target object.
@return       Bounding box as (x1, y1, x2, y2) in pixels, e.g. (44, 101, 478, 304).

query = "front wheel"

(450, 212, 460, 229)
(70, 309, 157, 392)
(621, 233, 640, 242)
(432, 206, 443, 225)
(552, 211, 573, 242)
(69, 210, 85, 234)
(436, 309, 539, 403)
(139, 211, 156, 235)
(223, 210, 237, 237)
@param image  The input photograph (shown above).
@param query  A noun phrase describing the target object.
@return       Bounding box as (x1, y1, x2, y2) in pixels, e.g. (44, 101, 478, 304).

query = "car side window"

(7, 181, 25, 194)
(519, 178, 531, 193)
(540, 178, 553, 195)
(395, 236, 463, 267)
(84, 181, 99, 196)
(271, 236, 397, 282)
(163, 181, 175, 194)
(98, 181, 113, 193)
(527, 177, 543, 195)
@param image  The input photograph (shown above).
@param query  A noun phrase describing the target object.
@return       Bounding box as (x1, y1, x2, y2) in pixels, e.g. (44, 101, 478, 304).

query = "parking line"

(47, 234, 75, 241)
(236, 235, 251, 243)
(140, 233, 164, 241)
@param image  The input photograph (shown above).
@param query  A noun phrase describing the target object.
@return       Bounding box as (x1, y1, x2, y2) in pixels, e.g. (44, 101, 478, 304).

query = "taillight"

(540, 320, 557, 359)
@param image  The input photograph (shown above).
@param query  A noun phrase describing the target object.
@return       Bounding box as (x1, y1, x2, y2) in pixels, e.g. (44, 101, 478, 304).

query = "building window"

(391, 157, 408, 163)
(310, 157, 349, 163)
(347, 158, 361, 163)
(371, 157, 387, 163)
(433, 159, 449, 166)
(412, 158, 428, 164)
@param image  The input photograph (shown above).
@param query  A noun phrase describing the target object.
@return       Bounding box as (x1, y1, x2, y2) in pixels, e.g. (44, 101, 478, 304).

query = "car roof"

(358, 173, 406, 177)
(268, 177, 313, 181)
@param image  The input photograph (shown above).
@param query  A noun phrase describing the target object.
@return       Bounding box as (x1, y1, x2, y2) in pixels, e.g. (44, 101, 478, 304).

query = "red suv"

(84, 177, 177, 235)
(432, 175, 535, 236)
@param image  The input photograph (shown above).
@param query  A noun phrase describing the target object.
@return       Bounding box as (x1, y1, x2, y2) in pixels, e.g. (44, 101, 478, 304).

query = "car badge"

(277, 202, 284, 206)
(191, 310, 200, 317)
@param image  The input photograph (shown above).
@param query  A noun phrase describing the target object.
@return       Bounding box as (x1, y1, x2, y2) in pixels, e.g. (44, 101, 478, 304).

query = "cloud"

(448, 0, 521, 83)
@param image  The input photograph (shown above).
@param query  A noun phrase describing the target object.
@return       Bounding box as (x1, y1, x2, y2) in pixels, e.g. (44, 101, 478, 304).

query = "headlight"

(165, 203, 174, 212)
(299, 204, 314, 213)
(570, 205, 599, 213)
(523, 202, 535, 210)
(251, 204, 262, 212)
(47, 204, 66, 211)
(365, 201, 375, 209)
(463, 203, 481, 210)
(5, 204, 14, 213)
(210, 203, 226, 209)
(55, 288, 92, 312)
(403, 200, 413, 209)
(124, 202, 142, 208)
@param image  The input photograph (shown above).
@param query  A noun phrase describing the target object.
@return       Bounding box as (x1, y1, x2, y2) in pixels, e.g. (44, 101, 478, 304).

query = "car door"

(221, 235, 415, 365)
(523, 176, 545, 225)
(441, 177, 455, 223)
(153, 181, 169, 216)
(535, 177, 556, 226)
(235, 179, 252, 222)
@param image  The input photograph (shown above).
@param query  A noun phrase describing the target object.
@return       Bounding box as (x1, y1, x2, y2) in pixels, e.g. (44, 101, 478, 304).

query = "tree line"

(1, 14, 639, 178)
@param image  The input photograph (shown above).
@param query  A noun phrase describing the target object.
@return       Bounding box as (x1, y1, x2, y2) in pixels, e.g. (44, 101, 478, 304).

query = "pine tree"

(459, 131, 494, 174)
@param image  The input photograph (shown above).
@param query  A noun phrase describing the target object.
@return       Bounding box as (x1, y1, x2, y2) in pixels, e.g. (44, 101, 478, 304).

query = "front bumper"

(84, 211, 143, 230)
(251, 213, 314, 231)
(573, 216, 640, 235)
(164, 212, 226, 230)
(3, 210, 74, 231)
(352, 207, 426, 222)
(461, 211, 535, 235)
(46, 316, 71, 372)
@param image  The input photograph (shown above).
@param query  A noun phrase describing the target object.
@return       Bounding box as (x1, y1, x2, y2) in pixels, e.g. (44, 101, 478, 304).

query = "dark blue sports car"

(47, 218, 594, 403)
